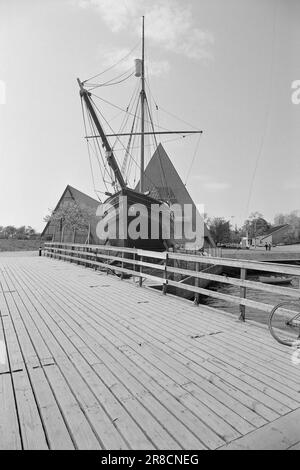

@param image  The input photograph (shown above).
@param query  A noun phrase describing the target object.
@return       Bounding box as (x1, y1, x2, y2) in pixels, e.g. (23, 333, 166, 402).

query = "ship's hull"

(97, 188, 175, 251)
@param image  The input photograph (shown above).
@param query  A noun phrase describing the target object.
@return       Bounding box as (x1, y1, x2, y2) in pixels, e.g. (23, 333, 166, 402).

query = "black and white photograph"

(0, 0, 300, 454)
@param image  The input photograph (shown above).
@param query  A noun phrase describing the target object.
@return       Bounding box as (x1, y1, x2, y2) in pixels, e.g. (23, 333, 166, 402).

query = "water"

(202, 274, 300, 326)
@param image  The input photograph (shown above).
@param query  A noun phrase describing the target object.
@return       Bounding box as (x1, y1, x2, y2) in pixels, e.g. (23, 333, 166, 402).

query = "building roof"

(41, 185, 99, 237)
(66, 185, 100, 208)
(259, 224, 290, 240)
(135, 143, 215, 247)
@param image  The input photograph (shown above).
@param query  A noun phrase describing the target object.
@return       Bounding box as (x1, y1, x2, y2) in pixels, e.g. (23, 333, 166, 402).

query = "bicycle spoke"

(269, 301, 300, 346)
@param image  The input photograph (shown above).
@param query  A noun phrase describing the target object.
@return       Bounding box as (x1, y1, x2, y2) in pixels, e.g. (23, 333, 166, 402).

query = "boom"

(77, 78, 126, 189)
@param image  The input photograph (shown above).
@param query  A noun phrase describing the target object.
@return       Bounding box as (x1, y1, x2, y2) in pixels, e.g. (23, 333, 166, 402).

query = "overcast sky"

(0, 0, 299, 231)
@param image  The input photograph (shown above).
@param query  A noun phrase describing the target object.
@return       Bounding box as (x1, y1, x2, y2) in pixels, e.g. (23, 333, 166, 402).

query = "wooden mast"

(139, 16, 145, 193)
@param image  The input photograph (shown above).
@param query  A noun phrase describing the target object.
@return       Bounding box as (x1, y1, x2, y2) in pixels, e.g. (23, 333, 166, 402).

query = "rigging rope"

(90, 93, 175, 133)
(144, 76, 203, 194)
(87, 70, 135, 91)
(83, 40, 140, 83)
(90, 97, 134, 176)
(86, 107, 112, 190)
(112, 80, 140, 149)
(80, 97, 102, 201)
(122, 98, 139, 180)
(111, 133, 195, 153)
(184, 132, 202, 186)
(145, 97, 172, 203)
(90, 97, 159, 191)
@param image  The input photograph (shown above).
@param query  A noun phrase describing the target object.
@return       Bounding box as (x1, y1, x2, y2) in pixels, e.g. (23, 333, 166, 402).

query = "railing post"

(120, 251, 124, 280)
(162, 253, 168, 295)
(139, 255, 143, 287)
(239, 267, 247, 321)
(87, 246, 90, 267)
(94, 248, 98, 270)
(133, 251, 136, 283)
(194, 261, 200, 305)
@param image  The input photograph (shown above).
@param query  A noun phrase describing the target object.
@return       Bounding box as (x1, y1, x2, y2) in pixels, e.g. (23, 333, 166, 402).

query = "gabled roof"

(66, 185, 99, 209)
(135, 143, 215, 247)
(41, 185, 99, 236)
(259, 224, 290, 240)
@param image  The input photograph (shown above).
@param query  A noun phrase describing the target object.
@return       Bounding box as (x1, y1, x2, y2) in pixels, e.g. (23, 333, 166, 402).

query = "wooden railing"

(43, 242, 300, 321)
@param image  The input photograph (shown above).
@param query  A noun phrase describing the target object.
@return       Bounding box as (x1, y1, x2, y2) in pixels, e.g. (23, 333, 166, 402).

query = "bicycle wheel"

(269, 300, 300, 347)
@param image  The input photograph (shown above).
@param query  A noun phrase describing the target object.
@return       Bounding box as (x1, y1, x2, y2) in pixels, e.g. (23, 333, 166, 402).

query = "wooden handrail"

(43, 242, 300, 321)
(44, 241, 300, 275)
(168, 252, 300, 276)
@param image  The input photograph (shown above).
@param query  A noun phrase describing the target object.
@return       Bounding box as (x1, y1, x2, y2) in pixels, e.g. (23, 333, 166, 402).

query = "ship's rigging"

(78, 17, 203, 204)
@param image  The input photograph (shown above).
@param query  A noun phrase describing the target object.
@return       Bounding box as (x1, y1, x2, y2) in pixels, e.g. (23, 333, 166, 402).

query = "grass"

(0, 239, 43, 252)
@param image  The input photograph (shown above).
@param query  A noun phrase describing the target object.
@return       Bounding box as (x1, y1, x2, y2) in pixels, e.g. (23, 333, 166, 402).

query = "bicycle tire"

(269, 300, 300, 347)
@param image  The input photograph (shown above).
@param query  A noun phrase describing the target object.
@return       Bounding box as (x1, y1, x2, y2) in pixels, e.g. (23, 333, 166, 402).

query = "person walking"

(265, 242, 268, 251)
(268, 243, 272, 251)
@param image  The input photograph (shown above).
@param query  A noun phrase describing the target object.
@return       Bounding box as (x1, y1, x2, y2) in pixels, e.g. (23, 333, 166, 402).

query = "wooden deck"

(0, 254, 300, 450)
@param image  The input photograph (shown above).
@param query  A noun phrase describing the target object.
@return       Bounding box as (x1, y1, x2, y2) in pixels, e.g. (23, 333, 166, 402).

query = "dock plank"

(12, 369, 48, 450)
(35, 262, 300, 384)
(0, 314, 9, 375)
(30, 266, 291, 418)
(13, 264, 243, 447)
(28, 367, 75, 450)
(0, 255, 299, 450)
(0, 373, 21, 449)
(9, 268, 207, 449)
(11, 262, 290, 432)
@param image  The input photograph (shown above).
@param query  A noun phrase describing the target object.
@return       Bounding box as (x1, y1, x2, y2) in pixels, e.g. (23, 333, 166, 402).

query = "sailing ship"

(77, 18, 202, 251)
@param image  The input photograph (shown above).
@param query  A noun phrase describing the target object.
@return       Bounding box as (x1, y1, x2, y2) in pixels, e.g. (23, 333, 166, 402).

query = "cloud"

(77, 0, 214, 62)
(77, 0, 137, 32)
(145, 2, 214, 61)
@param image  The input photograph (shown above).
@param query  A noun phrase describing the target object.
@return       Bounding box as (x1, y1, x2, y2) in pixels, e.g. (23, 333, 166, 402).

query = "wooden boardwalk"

(0, 254, 300, 450)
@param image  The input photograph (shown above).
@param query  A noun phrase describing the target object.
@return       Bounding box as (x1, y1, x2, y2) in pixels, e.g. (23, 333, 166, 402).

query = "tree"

(207, 217, 231, 244)
(16, 226, 26, 239)
(274, 213, 285, 225)
(25, 226, 36, 238)
(230, 224, 242, 243)
(45, 201, 94, 243)
(4, 225, 17, 238)
(274, 210, 300, 243)
(0, 225, 38, 239)
(242, 213, 270, 239)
